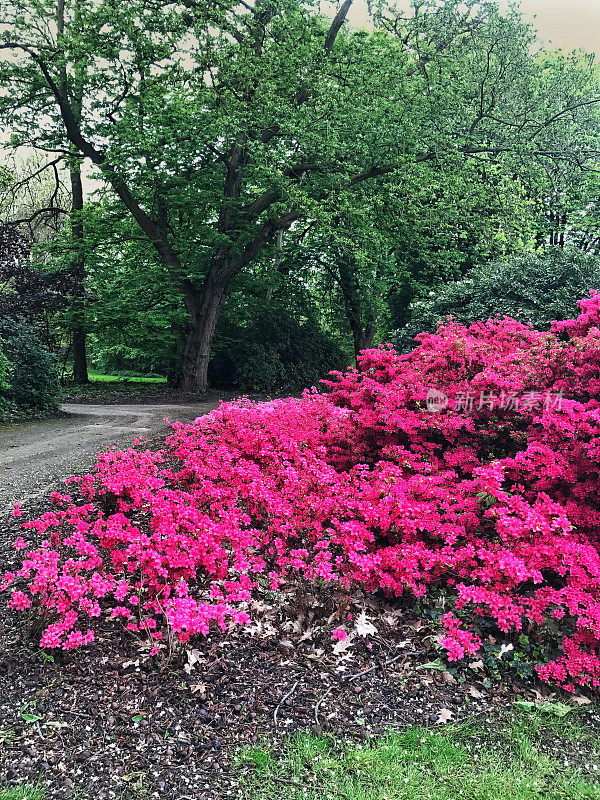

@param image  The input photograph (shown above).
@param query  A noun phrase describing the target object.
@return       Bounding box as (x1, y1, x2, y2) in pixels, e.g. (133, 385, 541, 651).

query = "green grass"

(0, 786, 44, 800)
(86, 371, 166, 384)
(238, 710, 600, 800)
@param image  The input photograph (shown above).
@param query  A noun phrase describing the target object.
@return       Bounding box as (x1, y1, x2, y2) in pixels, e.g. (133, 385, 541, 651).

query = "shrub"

(209, 302, 348, 392)
(7, 294, 600, 691)
(0, 319, 59, 414)
(394, 247, 600, 352)
(0, 337, 12, 419)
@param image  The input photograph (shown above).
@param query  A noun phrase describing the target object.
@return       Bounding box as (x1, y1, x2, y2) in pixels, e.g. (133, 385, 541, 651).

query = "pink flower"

(332, 628, 347, 642)
(4, 305, 600, 691)
(9, 591, 31, 611)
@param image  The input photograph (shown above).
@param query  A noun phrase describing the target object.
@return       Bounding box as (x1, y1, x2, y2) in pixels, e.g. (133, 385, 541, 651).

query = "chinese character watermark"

(425, 388, 563, 412)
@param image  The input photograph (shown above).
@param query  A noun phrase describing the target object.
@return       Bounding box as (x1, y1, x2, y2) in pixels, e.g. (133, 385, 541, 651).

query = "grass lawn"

(86, 371, 167, 384)
(0, 787, 44, 800)
(238, 710, 600, 800)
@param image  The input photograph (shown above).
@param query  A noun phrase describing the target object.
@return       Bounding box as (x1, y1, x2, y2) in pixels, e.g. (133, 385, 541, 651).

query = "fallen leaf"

(333, 633, 355, 657)
(514, 700, 574, 718)
(183, 649, 202, 675)
(469, 686, 484, 699)
(499, 643, 514, 658)
(305, 647, 325, 664)
(442, 671, 457, 684)
(250, 599, 272, 613)
(382, 608, 403, 626)
(190, 683, 206, 697)
(436, 708, 454, 725)
(468, 660, 484, 671)
(121, 771, 145, 787)
(299, 627, 316, 642)
(354, 610, 377, 638)
(571, 696, 592, 706)
(283, 618, 303, 635)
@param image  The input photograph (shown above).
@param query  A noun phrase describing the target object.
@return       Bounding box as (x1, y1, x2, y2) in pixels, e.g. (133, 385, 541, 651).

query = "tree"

(393, 247, 600, 352)
(294, 157, 540, 359)
(0, 0, 90, 382)
(2, 0, 599, 390)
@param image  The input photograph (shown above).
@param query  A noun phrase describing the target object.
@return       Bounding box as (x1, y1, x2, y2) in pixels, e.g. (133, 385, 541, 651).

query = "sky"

(328, 0, 600, 54)
(511, 0, 600, 53)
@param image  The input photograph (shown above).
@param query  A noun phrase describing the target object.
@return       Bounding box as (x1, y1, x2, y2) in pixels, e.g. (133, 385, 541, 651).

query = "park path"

(0, 401, 219, 512)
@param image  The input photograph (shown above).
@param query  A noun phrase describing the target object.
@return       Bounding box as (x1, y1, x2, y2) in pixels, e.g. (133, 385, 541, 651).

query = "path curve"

(0, 401, 219, 511)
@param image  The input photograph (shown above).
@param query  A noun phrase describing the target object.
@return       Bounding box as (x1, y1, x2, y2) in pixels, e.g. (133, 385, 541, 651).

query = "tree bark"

(58, 0, 88, 383)
(72, 325, 88, 383)
(178, 274, 229, 392)
(337, 255, 377, 361)
(69, 161, 88, 383)
(352, 323, 376, 358)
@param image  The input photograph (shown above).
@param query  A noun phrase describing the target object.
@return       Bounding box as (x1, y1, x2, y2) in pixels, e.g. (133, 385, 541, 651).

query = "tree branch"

(324, 0, 353, 54)
(228, 210, 300, 277)
(0, 42, 183, 270)
(7, 206, 68, 225)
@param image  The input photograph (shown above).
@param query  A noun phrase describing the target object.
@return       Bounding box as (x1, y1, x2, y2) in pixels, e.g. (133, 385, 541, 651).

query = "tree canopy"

(1, 0, 600, 388)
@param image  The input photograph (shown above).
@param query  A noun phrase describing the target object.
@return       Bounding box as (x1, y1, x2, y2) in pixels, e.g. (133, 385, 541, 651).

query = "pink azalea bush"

(6, 292, 600, 691)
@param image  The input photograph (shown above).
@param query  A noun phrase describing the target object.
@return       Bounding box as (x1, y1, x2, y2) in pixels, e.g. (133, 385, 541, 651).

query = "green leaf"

(20, 712, 42, 723)
(514, 700, 574, 717)
(416, 658, 447, 671)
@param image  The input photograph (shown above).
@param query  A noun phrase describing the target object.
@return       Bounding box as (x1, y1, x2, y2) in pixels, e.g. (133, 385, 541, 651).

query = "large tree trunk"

(72, 325, 88, 383)
(352, 323, 376, 358)
(178, 274, 229, 392)
(58, 0, 88, 384)
(69, 161, 89, 383)
(337, 256, 377, 361)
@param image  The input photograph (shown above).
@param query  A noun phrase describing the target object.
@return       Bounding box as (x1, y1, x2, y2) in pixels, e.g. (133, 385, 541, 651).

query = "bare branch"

(7, 206, 68, 225)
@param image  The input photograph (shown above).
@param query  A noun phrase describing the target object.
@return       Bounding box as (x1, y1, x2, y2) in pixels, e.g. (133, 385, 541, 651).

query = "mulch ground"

(1, 499, 599, 800)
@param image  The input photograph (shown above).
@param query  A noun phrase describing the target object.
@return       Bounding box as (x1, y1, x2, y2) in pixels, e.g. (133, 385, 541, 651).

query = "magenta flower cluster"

(6, 294, 600, 691)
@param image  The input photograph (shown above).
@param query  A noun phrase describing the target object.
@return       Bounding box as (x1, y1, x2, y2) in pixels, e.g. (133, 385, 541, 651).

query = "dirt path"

(0, 401, 219, 511)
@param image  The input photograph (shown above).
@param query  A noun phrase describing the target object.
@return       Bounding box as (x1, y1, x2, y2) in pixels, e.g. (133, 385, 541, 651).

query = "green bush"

(0, 338, 9, 391)
(0, 337, 13, 419)
(393, 247, 600, 352)
(0, 319, 60, 416)
(209, 303, 348, 393)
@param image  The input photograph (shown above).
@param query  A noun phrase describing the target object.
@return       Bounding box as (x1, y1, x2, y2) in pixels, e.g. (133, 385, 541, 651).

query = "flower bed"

(6, 293, 600, 691)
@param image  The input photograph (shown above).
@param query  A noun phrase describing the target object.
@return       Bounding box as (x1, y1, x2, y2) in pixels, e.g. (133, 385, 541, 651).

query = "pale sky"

(514, 0, 600, 53)
(330, 0, 600, 54)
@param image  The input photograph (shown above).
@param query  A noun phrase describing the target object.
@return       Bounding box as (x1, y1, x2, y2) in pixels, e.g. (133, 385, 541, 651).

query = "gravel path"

(0, 401, 220, 512)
